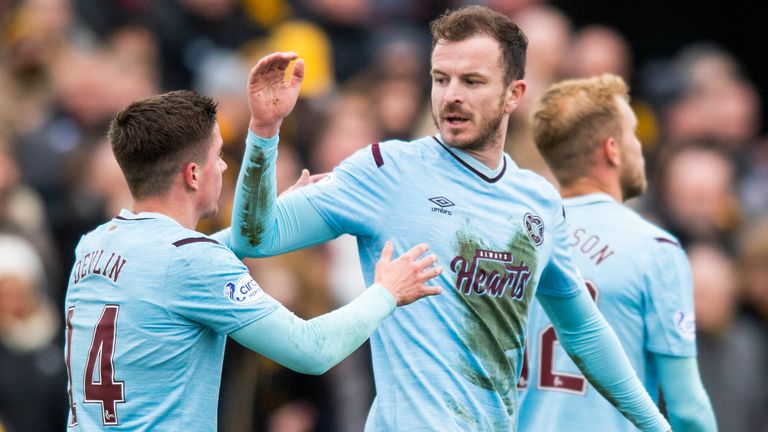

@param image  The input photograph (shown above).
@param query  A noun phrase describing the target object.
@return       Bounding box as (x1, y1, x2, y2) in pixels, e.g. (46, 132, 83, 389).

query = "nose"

(443, 81, 465, 105)
(220, 158, 228, 172)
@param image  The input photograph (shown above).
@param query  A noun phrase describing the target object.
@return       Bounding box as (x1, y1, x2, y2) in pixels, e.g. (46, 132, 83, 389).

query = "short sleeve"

(538, 205, 583, 297)
(167, 241, 281, 335)
(301, 144, 396, 238)
(643, 240, 697, 356)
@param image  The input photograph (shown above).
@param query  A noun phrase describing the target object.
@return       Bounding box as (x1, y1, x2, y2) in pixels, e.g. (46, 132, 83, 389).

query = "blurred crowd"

(0, 0, 765, 431)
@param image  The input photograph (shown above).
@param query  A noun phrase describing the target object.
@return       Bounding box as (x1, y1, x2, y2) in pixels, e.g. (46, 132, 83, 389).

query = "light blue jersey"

(518, 193, 697, 431)
(300, 136, 582, 431)
(63, 210, 280, 431)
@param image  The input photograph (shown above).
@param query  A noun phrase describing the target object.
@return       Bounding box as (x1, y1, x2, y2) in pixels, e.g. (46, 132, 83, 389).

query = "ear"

(183, 162, 201, 191)
(504, 79, 527, 113)
(604, 137, 621, 167)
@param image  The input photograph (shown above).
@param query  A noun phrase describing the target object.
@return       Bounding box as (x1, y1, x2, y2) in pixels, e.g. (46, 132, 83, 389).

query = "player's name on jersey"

(72, 249, 127, 285)
(569, 228, 615, 266)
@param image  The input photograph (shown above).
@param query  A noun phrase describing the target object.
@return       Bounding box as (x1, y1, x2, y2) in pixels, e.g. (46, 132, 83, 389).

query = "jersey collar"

(432, 135, 513, 183)
(117, 209, 182, 226)
(562, 193, 617, 207)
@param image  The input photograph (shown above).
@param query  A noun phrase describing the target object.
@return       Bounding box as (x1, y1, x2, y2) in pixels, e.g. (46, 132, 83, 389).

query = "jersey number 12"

(518, 281, 598, 393)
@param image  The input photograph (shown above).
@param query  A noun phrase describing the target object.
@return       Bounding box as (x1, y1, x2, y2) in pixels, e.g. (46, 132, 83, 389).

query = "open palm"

(248, 52, 304, 137)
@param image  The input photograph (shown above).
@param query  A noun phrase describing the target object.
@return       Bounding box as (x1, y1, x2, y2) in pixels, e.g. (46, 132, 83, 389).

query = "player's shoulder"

(373, 135, 439, 164)
(505, 159, 563, 207)
(115, 211, 231, 257)
(337, 135, 438, 177)
(607, 204, 684, 254)
(626, 206, 681, 247)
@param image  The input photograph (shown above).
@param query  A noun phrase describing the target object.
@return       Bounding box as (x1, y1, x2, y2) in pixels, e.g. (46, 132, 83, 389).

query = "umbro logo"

(429, 196, 454, 215)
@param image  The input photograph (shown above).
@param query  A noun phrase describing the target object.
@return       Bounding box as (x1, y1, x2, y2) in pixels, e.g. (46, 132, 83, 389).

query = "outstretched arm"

(230, 242, 442, 374)
(654, 354, 717, 431)
(537, 288, 671, 432)
(228, 52, 335, 258)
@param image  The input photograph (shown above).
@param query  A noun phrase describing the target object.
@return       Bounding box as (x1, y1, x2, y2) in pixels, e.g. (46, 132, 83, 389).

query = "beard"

(432, 99, 506, 152)
(619, 158, 647, 201)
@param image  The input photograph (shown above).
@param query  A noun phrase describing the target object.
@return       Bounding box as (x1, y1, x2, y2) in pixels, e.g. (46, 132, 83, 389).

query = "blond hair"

(531, 74, 628, 186)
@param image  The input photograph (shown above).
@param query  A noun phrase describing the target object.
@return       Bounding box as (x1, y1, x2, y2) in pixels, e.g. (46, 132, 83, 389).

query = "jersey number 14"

(65, 305, 126, 427)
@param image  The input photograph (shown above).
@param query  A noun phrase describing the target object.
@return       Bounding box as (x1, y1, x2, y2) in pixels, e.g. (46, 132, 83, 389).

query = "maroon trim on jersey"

(432, 136, 506, 183)
(655, 237, 680, 247)
(115, 216, 154, 221)
(371, 142, 384, 168)
(172, 237, 219, 247)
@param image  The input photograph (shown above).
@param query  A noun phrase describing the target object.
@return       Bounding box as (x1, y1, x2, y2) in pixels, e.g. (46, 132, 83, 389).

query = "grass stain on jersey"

(238, 149, 272, 247)
(444, 395, 493, 431)
(448, 226, 539, 421)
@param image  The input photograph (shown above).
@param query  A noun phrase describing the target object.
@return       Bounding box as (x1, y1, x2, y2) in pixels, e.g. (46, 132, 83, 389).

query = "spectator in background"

(650, 141, 742, 251)
(0, 233, 68, 432)
(564, 25, 632, 82)
(0, 134, 62, 304)
(689, 242, 768, 432)
(0, 135, 51, 247)
(0, 2, 58, 137)
(145, 0, 266, 91)
(504, 4, 573, 182)
(737, 217, 768, 326)
(561, 25, 668, 155)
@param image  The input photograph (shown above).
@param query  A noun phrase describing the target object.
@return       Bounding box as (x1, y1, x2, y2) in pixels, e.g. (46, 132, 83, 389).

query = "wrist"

(246, 129, 279, 149)
(248, 119, 281, 139)
(368, 283, 397, 309)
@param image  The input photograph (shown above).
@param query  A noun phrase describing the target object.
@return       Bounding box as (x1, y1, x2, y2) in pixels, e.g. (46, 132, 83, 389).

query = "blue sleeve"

(536, 287, 671, 432)
(644, 240, 697, 356)
(166, 241, 281, 335)
(229, 132, 338, 258)
(538, 205, 583, 297)
(230, 283, 396, 375)
(653, 354, 717, 431)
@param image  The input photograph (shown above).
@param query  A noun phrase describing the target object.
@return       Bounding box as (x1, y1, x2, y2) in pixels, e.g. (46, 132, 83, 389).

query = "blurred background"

(0, 0, 765, 431)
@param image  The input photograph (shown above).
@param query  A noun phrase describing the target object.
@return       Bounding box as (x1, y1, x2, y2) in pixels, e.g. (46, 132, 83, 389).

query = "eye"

(433, 76, 448, 85)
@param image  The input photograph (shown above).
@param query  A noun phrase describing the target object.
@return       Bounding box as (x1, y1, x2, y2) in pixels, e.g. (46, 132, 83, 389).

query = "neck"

(132, 195, 199, 229)
(559, 177, 622, 202)
(447, 119, 508, 170)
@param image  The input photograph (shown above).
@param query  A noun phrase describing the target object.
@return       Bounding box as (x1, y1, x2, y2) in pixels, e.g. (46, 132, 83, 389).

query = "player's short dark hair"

(108, 90, 218, 199)
(430, 5, 528, 86)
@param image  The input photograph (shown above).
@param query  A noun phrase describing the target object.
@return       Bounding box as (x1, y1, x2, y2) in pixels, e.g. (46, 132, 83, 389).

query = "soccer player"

(63, 90, 443, 431)
(518, 74, 717, 430)
(230, 6, 671, 431)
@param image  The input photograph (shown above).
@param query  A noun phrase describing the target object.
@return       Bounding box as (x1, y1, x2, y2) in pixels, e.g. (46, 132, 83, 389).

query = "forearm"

(655, 354, 717, 431)
(538, 289, 670, 432)
(229, 131, 337, 258)
(230, 284, 395, 374)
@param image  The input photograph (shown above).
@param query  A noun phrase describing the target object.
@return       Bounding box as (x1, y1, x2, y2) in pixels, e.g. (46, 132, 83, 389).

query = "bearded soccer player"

(518, 74, 716, 431)
(229, 6, 672, 431)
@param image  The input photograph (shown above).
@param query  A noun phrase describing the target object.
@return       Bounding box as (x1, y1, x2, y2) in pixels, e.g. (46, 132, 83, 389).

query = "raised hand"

(374, 241, 443, 306)
(248, 51, 304, 138)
